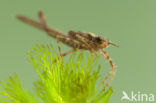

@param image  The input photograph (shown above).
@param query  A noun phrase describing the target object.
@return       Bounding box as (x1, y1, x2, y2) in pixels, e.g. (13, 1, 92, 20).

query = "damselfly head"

(94, 36, 119, 48)
(94, 36, 108, 48)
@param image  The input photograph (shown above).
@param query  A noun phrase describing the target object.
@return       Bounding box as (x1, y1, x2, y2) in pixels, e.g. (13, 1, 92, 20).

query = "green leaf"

(0, 44, 113, 103)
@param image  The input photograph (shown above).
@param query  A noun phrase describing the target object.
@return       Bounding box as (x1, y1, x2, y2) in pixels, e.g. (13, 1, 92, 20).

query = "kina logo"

(121, 91, 154, 102)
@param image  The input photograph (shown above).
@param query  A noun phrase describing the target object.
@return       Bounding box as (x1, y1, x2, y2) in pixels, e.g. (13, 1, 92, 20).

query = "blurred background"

(0, 0, 156, 102)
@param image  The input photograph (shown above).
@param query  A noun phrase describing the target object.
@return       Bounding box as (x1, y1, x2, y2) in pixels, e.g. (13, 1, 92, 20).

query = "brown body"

(16, 11, 118, 89)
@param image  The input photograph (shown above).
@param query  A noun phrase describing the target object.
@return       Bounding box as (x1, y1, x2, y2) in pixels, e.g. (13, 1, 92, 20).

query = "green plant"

(0, 44, 113, 103)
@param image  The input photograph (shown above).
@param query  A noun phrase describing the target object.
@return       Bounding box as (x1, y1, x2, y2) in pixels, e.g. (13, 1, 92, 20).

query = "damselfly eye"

(94, 37, 102, 42)
(95, 37, 101, 41)
(94, 36, 107, 44)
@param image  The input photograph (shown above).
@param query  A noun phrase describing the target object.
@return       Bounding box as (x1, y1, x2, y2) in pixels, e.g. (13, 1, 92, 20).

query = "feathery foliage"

(0, 44, 113, 103)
